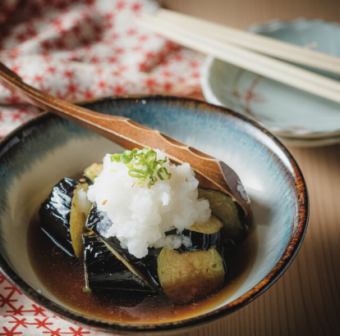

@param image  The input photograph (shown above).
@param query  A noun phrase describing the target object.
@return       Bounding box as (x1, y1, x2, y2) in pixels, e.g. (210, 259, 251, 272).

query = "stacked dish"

(201, 19, 340, 147)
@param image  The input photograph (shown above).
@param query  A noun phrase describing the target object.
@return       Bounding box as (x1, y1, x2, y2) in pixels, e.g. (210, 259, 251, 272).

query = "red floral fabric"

(0, 0, 203, 334)
(0, 0, 203, 137)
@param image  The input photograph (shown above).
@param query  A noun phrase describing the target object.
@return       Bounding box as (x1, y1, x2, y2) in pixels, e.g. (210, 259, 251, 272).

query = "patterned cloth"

(0, 0, 203, 334)
(0, 0, 203, 137)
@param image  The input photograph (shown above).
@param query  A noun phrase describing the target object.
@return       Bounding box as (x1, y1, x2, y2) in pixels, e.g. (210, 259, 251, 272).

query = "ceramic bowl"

(0, 97, 308, 334)
(201, 19, 340, 143)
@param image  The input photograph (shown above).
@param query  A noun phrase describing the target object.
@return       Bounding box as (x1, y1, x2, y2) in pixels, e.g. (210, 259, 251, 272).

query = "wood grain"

(162, 0, 340, 28)
(178, 145, 340, 336)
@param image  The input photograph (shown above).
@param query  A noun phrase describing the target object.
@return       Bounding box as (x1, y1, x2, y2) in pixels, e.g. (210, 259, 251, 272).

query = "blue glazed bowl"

(0, 97, 308, 334)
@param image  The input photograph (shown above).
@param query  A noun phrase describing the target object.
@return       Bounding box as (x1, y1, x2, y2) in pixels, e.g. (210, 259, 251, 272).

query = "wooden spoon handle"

(0, 62, 250, 216)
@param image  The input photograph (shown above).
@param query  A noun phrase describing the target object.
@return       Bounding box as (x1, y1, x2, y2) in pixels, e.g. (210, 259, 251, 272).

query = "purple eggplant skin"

(182, 229, 221, 251)
(39, 177, 77, 257)
(85, 205, 112, 234)
(165, 228, 221, 253)
(105, 235, 161, 290)
(83, 233, 154, 293)
(86, 207, 161, 290)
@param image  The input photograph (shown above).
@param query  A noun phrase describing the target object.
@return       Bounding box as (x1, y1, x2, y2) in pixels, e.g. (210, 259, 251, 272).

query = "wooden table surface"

(162, 0, 340, 29)
(161, 1, 340, 335)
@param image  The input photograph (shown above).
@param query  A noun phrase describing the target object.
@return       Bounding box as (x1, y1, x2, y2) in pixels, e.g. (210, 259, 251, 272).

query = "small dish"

(0, 96, 308, 334)
(201, 19, 340, 144)
(283, 134, 340, 147)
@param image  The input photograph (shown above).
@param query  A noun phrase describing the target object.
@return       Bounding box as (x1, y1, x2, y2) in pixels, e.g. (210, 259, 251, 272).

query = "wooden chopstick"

(139, 14, 340, 105)
(157, 9, 340, 75)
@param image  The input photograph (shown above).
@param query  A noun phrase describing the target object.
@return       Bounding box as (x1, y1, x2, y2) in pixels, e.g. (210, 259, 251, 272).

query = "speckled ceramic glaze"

(0, 97, 308, 334)
(201, 19, 340, 142)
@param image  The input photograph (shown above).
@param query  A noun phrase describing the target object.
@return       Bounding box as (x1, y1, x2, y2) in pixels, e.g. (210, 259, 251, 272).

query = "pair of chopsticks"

(139, 10, 340, 105)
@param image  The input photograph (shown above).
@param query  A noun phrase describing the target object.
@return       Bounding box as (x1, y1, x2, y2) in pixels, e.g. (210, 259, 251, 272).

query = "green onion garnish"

(111, 148, 171, 187)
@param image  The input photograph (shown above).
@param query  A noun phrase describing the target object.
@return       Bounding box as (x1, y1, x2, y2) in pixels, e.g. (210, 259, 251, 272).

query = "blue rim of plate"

(0, 96, 309, 333)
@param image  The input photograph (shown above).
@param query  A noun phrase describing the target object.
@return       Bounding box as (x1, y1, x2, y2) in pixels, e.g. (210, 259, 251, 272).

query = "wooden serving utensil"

(0, 62, 250, 216)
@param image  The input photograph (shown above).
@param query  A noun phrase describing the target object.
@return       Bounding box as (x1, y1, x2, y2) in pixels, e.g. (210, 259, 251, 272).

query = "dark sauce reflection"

(28, 218, 256, 324)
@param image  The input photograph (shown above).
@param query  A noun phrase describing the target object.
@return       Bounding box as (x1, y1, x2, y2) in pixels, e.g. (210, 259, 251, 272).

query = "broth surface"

(28, 218, 255, 324)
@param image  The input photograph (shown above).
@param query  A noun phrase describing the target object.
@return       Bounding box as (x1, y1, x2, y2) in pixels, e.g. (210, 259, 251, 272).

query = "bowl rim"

(0, 96, 308, 333)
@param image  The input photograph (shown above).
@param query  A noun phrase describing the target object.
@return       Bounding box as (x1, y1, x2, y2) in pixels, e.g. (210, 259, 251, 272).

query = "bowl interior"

(0, 97, 306, 329)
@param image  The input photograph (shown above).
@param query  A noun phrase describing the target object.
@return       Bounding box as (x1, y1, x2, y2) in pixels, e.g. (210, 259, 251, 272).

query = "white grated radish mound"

(87, 151, 211, 258)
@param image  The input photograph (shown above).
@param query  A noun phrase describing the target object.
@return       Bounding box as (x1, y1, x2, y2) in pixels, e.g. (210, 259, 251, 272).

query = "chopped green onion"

(157, 167, 171, 180)
(111, 148, 171, 187)
(111, 153, 121, 162)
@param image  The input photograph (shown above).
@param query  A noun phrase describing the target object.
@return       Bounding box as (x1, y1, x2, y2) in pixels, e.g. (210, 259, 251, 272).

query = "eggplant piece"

(69, 181, 91, 257)
(83, 163, 103, 182)
(86, 206, 160, 289)
(198, 188, 248, 245)
(157, 247, 225, 304)
(190, 216, 223, 234)
(40, 177, 77, 257)
(40, 177, 91, 257)
(178, 216, 223, 252)
(85, 205, 112, 233)
(165, 216, 222, 252)
(83, 232, 154, 293)
(104, 236, 160, 290)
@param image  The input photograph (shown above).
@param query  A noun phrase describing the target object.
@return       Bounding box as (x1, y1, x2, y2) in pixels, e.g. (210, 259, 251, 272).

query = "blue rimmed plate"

(201, 19, 340, 144)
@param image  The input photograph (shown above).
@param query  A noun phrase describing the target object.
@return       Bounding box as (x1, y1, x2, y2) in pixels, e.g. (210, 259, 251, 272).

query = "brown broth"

(28, 218, 256, 324)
